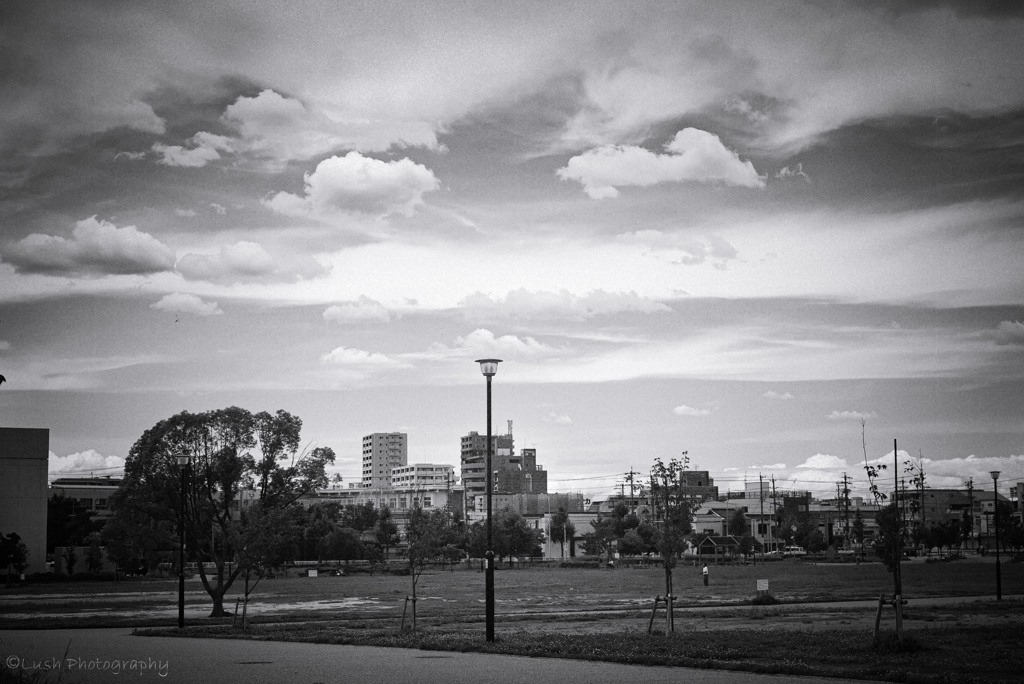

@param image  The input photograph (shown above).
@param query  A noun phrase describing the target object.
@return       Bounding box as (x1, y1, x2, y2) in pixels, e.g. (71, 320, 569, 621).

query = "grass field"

(5, 557, 1024, 682)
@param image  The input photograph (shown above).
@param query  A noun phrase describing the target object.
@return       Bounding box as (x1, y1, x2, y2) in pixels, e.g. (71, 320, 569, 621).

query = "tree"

(549, 508, 576, 559)
(728, 508, 748, 537)
(493, 509, 543, 562)
(109, 407, 334, 617)
(375, 506, 400, 560)
(85, 531, 105, 574)
(339, 502, 378, 532)
(233, 505, 295, 628)
(63, 546, 77, 576)
(873, 503, 901, 577)
(2, 532, 29, 582)
(583, 514, 617, 557)
(805, 529, 827, 554)
(323, 527, 363, 562)
(649, 456, 696, 632)
(404, 506, 456, 631)
(47, 495, 102, 554)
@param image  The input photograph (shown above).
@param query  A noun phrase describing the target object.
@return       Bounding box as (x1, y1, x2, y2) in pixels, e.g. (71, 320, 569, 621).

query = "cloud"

(320, 346, 411, 372)
(151, 293, 223, 317)
(264, 152, 440, 218)
(775, 163, 810, 183)
(827, 410, 877, 421)
(174, 209, 197, 218)
(459, 288, 670, 322)
(323, 297, 393, 324)
(796, 454, 849, 470)
(153, 132, 233, 167)
(762, 390, 795, 400)
(557, 128, 764, 198)
(48, 449, 126, 480)
(544, 411, 573, 425)
(2, 217, 175, 277)
(414, 329, 562, 364)
(991, 320, 1024, 346)
(618, 230, 738, 266)
(176, 241, 325, 284)
(673, 404, 711, 417)
(0, 340, 10, 351)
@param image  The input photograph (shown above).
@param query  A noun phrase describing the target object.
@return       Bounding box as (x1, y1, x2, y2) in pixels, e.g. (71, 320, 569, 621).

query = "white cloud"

(264, 151, 440, 219)
(174, 209, 197, 218)
(460, 288, 670, 322)
(153, 132, 232, 167)
(320, 346, 411, 371)
(0, 340, 9, 351)
(323, 297, 392, 324)
(3, 216, 174, 276)
(176, 241, 325, 284)
(557, 128, 764, 199)
(544, 411, 573, 425)
(992, 320, 1024, 346)
(413, 329, 562, 364)
(673, 404, 711, 417)
(827, 410, 877, 421)
(796, 454, 848, 470)
(150, 293, 223, 317)
(776, 163, 811, 183)
(618, 230, 738, 266)
(762, 390, 795, 400)
(48, 449, 125, 480)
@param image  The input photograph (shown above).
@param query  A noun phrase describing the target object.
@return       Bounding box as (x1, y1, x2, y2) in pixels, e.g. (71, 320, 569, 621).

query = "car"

(783, 546, 807, 557)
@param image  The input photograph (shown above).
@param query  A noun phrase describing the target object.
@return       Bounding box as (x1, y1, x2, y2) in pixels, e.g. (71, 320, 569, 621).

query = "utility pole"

(966, 478, 974, 550)
(841, 472, 852, 548)
(759, 473, 765, 560)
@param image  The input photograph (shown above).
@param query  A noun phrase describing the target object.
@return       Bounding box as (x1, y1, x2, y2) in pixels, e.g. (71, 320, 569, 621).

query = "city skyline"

(2, 2, 1023, 501)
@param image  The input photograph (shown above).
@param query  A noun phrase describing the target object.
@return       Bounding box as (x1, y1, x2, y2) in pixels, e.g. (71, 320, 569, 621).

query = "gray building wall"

(0, 427, 49, 575)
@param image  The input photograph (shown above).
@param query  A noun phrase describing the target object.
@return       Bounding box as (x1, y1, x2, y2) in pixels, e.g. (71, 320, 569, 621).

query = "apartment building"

(361, 432, 408, 488)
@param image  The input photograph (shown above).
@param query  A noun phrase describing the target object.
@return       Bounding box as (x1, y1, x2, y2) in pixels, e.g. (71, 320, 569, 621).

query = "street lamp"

(175, 452, 190, 628)
(476, 358, 501, 642)
(990, 470, 1001, 601)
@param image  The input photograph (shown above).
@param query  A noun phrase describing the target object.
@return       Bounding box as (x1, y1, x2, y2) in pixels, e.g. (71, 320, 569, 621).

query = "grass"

(6, 558, 1024, 682)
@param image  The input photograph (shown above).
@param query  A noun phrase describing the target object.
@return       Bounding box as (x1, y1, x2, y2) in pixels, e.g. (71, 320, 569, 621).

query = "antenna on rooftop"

(507, 419, 513, 438)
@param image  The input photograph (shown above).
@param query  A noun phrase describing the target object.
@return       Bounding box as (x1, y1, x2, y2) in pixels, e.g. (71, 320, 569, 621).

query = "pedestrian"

(702, 563, 709, 586)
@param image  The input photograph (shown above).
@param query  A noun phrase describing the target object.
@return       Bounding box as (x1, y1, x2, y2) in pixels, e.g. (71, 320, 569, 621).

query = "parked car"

(783, 546, 807, 557)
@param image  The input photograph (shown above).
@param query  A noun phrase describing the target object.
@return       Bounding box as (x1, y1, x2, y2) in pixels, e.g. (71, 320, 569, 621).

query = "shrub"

(750, 592, 779, 606)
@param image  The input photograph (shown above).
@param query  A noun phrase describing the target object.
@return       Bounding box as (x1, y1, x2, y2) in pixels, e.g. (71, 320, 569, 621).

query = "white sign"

(308, 569, 318, 578)
(757, 579, 769, 592)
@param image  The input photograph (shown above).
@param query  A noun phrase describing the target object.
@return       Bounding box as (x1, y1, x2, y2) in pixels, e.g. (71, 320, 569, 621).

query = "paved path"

(1, 628, 871, 684)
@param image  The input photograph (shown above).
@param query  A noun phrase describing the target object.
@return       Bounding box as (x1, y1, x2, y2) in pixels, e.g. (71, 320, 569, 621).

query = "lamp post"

(990, 470, 1001, 601)
(175, 452, 190, 628)
(476, 358, 501, 642)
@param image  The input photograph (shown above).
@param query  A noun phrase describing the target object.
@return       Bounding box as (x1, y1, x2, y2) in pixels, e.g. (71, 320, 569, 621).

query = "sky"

(1, 0, 1023, 503)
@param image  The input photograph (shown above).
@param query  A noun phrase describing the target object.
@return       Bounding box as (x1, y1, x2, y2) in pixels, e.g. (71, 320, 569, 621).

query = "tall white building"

(361, 432, 407, 488)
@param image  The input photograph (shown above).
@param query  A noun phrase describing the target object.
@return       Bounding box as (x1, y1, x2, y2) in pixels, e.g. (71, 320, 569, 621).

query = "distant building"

(0, 427, 49, 575)
(461, 429, 548, 511)
(361, 432, 408, 488)
(49, 476, 122, 519)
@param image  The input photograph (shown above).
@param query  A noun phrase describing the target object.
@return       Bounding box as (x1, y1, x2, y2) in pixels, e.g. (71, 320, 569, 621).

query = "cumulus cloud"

(323, 297, 393, 324)
(413, 329, 562, 363)
(264, 151, 440, 218)
(151, 293, 223, 317)
(459, 288, 670, 321)
(991, 320, 1024, 345)
(2, 216, 175, 276)
(176, 241, 325, 283)
(762, 390, 795, 400)
(544, 411, 573, 424)
(673, 404, 711, 417)
(557, 128, 764, 199)
(48, 449, 125, 480)
(796, 454, 849, 470)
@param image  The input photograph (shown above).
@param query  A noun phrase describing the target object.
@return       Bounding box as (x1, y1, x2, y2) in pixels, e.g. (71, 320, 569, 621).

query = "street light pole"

(175, 452, 190, 629)
(476, 358, 501, 642)
(990, 470, 1001, 601)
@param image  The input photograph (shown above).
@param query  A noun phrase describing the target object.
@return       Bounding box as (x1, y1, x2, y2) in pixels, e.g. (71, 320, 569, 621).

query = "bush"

(750, 592, 779, 606)
(872, 631, 922, 654)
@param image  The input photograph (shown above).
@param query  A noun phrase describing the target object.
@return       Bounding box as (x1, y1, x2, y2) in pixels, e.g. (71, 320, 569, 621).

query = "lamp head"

(476, 359, 502, 377)
(990, 470, 1000, 482)
(175, 452, 190, 468)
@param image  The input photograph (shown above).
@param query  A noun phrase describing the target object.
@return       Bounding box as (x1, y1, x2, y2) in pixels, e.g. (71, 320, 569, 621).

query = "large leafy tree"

(109, 407, 334, 617)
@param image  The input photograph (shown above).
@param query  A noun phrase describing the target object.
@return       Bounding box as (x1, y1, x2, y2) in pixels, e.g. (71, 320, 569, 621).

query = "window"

(423, 496, 432, 508)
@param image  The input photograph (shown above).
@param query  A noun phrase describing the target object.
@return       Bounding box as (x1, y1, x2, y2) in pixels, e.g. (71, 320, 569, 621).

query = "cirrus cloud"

(673, 404, 711, 417)
(557, 128, 764, 199)
(827, 410, 877, 421)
